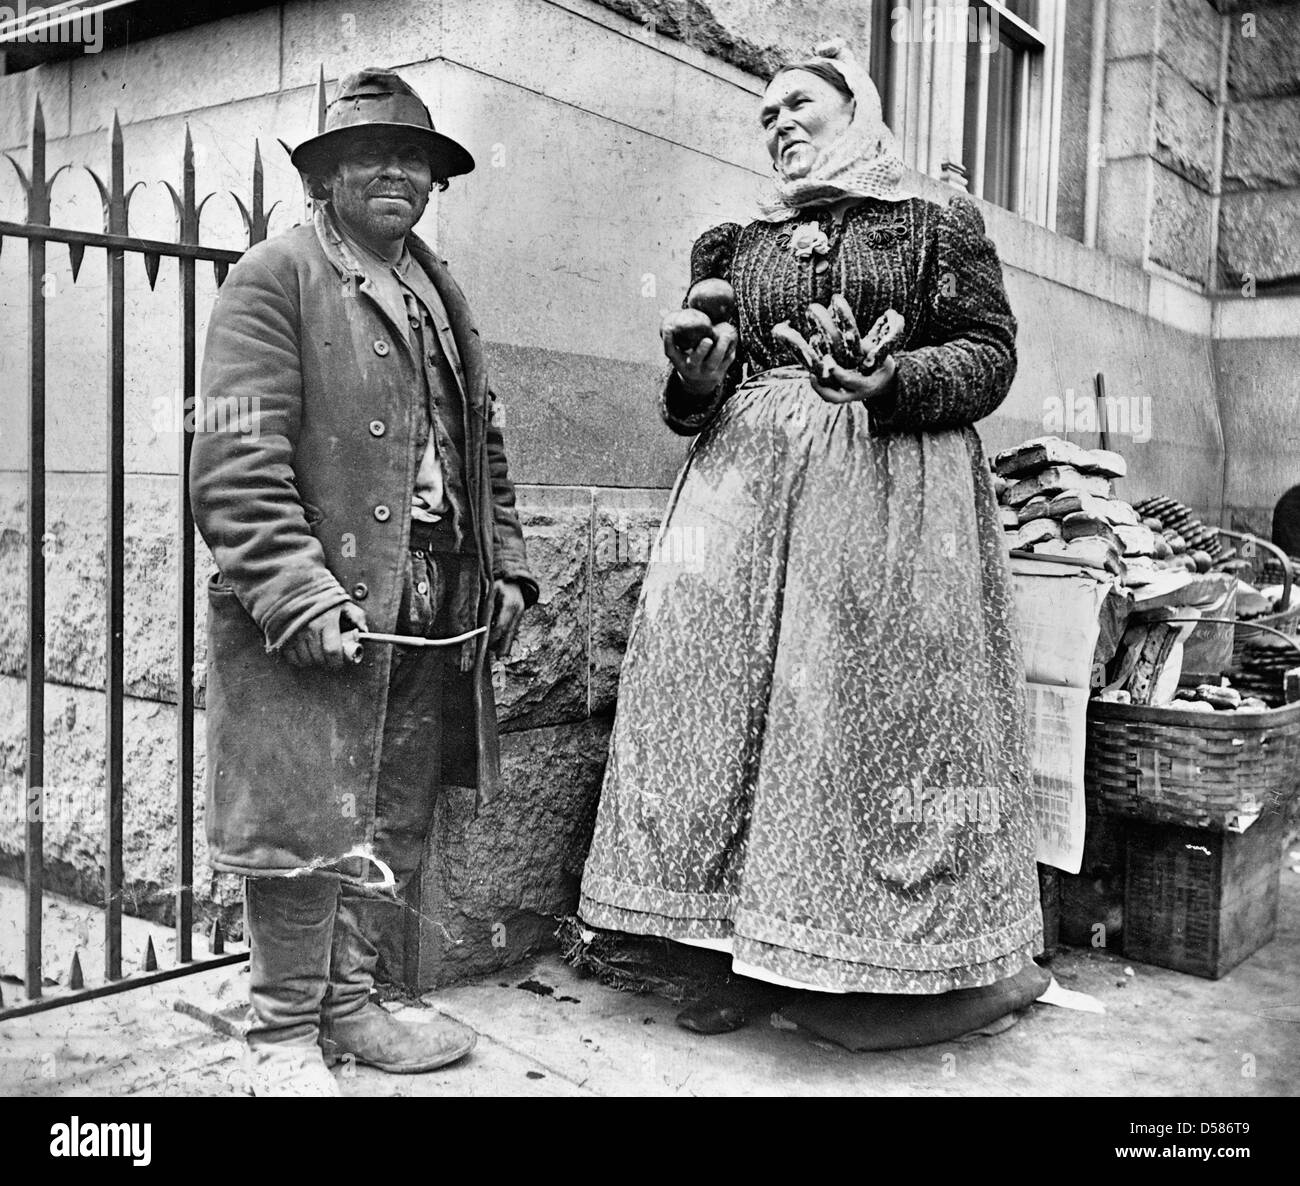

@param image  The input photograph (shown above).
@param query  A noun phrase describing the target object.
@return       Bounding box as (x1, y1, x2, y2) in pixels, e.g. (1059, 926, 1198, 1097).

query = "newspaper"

(1011, 557, 1119, 873)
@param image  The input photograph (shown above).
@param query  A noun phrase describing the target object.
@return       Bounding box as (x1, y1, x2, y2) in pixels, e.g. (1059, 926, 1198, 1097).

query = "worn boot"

(321, 999, 477, 1072)
(243, 874, 343, 1097)
(321, 888, 476, 1072)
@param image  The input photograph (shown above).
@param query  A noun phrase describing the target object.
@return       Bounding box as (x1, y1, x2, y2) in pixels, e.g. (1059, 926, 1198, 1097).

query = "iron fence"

(0, 92, 300, 1021)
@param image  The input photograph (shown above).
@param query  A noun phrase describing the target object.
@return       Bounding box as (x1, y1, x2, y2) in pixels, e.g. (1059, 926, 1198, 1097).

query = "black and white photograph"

(0, 0, 1295, 1142)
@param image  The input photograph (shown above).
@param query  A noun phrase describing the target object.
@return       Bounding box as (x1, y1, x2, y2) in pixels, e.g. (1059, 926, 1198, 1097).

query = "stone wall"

(0, 0, 1295, 989)
(1098, 0, 1223, 285)
(1210, 0, 1300, 533)
(592, 0, 873, 77)
(1096, 0, 1300, 292)
(1219, 0, 1300, 289)
(1213, 313, 1300, 536)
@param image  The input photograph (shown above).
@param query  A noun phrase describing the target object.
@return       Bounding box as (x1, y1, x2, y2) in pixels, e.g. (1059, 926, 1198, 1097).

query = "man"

(191, 68, 538, 1096)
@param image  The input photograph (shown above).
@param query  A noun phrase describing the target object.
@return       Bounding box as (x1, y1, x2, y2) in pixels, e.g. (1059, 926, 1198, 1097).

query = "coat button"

(351, 583, 368, 601)
(427, 352, 438, 367)
(373, 505, 391, 522)
(368, 419, 385, 437)
(416, 580, 429, 596)
(373, 339, 390, 356)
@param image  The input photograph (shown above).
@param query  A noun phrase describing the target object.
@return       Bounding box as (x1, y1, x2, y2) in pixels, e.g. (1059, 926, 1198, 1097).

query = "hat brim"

(291, 123, 476, 180)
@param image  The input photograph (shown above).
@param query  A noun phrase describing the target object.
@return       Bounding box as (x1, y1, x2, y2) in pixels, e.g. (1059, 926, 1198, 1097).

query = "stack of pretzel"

(1130, 496, 1229, 574)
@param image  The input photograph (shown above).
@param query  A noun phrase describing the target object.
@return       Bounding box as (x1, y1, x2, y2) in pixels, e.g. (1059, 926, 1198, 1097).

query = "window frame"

(873, 0, 1067, 229)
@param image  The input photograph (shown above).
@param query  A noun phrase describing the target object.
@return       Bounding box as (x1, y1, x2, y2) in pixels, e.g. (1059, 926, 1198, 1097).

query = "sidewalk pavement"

(2, 865, 1298, 1097)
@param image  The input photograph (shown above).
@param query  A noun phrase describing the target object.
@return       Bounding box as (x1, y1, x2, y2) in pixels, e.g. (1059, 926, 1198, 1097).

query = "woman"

(578, 40, 1042, 1034)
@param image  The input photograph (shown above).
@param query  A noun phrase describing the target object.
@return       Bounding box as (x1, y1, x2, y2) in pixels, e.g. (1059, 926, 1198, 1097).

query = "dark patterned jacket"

(662, 195, 1017, 437)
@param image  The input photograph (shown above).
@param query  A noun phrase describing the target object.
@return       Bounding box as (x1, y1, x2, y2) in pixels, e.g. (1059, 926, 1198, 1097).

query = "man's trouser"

(244, 540, 473, 1051)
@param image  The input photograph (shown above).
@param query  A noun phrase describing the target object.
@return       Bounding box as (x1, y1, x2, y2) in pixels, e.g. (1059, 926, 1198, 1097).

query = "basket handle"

(1218, 528, 1292, 611)
(1163, 616, 1300, 656)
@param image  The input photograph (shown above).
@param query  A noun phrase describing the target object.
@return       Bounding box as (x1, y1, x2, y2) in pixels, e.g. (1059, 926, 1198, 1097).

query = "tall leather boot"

(320, 885, 476, 1073)
(244, 874, 342, 1097)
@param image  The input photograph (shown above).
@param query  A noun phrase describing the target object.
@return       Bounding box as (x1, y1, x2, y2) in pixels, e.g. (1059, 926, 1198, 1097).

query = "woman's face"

(761, 69, 855, 180)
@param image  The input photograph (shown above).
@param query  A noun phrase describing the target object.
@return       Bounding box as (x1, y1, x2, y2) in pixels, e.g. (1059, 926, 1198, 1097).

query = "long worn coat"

(192, 207, 537, 878)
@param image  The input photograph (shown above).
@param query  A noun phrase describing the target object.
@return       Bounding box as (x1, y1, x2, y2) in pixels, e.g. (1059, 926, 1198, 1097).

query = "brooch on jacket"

(859, 221, 910, 249)
(783, 221, 832, 274)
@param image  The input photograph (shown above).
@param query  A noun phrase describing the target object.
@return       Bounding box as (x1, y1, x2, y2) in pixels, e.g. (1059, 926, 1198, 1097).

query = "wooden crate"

(1121, 810, 1284, 979)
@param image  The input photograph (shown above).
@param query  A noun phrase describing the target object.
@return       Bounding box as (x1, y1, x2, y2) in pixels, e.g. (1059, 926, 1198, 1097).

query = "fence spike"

(208, 918, 224, 954)
(314, 63, 327, 134)
(229, 191, 251, 235)
(143, 250, 161, 290)
(181, 123, 197, 242)
(250, 139, 265, 245)
(142, 935, 157, 973)
(67, 240, 84, 281)
(4, 152, 31, 198)
(68, 951, 84, 990)
(213, 259, 229, 287)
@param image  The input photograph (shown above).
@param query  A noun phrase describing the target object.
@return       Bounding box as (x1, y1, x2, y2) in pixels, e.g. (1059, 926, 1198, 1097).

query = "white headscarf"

(757, 38, 911, 222)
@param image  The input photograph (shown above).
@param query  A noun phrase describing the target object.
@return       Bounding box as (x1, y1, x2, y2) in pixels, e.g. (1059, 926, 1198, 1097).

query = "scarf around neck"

(757, 39, 911, 223)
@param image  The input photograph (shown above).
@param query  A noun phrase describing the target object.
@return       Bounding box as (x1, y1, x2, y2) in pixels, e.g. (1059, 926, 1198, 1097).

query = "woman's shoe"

(675, 997, 749, 1034)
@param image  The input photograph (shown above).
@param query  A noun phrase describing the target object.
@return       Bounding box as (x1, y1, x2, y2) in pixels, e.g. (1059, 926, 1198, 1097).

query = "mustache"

(366, 183, 417, 199)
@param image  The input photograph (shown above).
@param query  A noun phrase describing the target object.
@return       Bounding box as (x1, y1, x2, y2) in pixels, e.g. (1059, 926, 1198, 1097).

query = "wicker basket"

(1219, 530, 1300, 665)
(1084, 697, 1300, 830)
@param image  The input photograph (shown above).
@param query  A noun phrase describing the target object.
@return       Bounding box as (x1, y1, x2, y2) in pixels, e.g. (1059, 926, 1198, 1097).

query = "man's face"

(327, 132, 434, 246)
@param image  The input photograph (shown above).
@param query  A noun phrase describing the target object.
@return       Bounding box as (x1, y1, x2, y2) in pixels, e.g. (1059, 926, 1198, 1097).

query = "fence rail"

(0, 93, 297, 1020)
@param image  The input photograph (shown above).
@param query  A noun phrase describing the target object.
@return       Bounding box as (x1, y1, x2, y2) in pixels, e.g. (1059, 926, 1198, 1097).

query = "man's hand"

(488, 579, 527, 660)
(282, 602, 368, 670)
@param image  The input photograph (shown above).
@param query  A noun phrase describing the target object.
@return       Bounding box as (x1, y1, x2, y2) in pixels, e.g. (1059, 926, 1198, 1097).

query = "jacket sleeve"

(190, 250, 351, 650)
(868, 196, 1017, 437)
(661, 221, 746, 436)
(486, 391, 540, 607)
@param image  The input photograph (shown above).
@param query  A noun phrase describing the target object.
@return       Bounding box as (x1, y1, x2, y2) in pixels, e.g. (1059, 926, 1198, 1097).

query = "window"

(872, 0, 1066, 227)
(869, 0, 898, 116)
(962, 2, 1053, 216)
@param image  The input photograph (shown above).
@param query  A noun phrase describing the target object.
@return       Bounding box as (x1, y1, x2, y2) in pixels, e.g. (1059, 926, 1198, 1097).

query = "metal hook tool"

(341, 625, 487, 663)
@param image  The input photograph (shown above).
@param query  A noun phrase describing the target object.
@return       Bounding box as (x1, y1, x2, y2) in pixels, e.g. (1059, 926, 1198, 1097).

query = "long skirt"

(578, 367, 1042, 993)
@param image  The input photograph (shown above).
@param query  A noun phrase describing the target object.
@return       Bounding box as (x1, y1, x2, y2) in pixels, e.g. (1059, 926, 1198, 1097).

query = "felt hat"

(290, 67, 475, 181)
